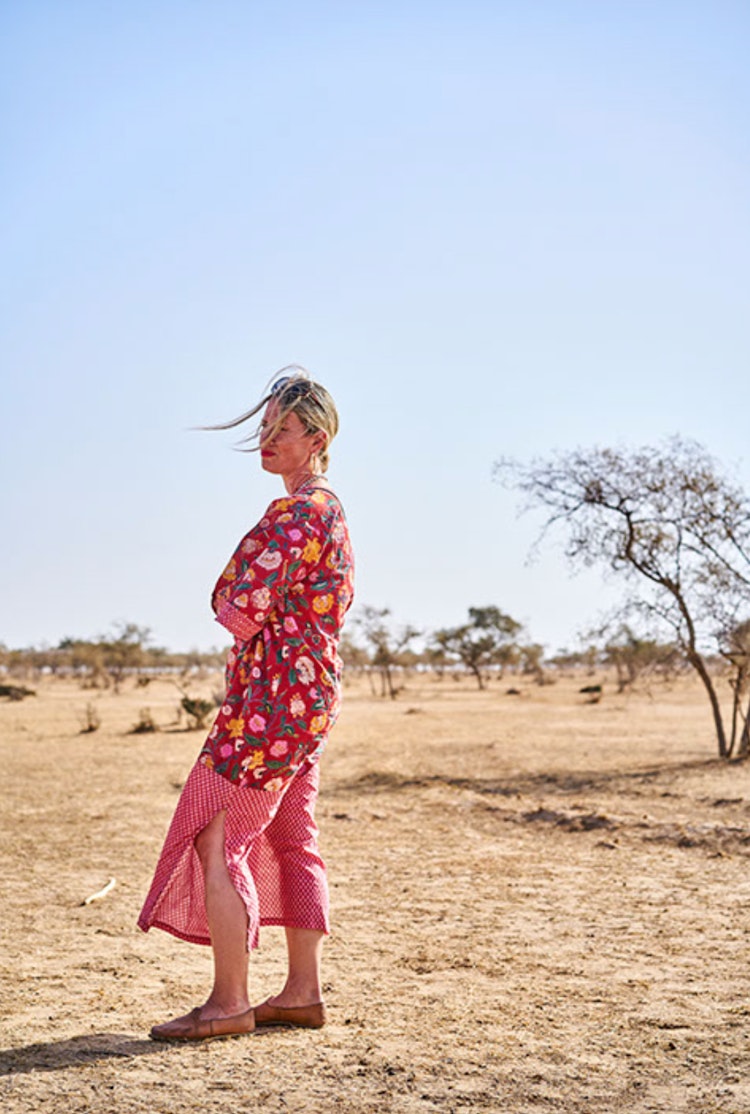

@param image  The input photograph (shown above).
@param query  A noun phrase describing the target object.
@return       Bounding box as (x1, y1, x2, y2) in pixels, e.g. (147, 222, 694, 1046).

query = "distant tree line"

(0, 622, 224, 691)
(1, 609, 687, 705)
(340, 606, 686, 698)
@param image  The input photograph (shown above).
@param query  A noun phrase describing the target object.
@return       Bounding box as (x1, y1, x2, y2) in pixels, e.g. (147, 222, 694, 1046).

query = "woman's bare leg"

(268, 927, 325, 1007)
(193, 809, 251, 1018)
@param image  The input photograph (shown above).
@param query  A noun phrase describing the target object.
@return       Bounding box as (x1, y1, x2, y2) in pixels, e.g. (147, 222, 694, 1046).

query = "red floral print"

(200, 488, 354, 791)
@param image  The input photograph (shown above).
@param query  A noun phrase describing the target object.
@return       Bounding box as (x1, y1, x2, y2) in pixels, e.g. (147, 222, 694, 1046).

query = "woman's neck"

(284, 467, 325, 495)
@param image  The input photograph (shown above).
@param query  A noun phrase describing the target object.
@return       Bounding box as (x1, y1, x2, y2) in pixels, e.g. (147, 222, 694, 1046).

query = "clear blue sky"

(2, 1, 749, 654)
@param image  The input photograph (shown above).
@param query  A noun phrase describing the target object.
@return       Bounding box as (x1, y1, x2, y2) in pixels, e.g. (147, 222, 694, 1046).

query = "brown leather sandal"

(150, 1006, 256, 1042)
(252, 999, 327, 1029)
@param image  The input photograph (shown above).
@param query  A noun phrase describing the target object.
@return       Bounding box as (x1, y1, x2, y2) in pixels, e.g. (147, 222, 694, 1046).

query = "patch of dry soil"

(1, 674, 749, 1113)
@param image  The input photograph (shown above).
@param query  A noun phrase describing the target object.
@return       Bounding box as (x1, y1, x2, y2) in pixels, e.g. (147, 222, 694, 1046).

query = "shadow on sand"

(331, 756, 731, 800)
(0, 1033, 163, 1076)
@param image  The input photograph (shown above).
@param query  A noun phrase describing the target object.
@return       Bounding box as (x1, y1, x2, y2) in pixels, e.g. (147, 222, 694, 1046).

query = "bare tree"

(355, 606, 420, 699)
(497, 437, 750, 758)
(338, 633, 370, 676)
(99, 623, 153, 692)
(598, 623, 682, 693)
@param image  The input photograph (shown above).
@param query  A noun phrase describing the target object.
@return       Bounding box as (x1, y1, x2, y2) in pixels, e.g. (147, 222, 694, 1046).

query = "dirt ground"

(1, 670, 749, 1113)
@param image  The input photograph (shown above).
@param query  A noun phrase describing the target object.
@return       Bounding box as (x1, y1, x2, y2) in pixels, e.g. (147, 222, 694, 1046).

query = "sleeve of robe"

(211, 497, 326, 643)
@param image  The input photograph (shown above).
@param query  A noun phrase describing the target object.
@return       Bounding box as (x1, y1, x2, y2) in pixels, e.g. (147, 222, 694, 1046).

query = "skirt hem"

(138, 915, 330, 949)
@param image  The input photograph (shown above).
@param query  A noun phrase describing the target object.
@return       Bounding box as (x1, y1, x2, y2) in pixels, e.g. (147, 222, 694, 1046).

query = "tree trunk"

(672, 588, 729, 758)
(687, 650, 728, 758)
(470, 664, 485, 690)
(729, 675, 742, 758)
(738, 691, 750, 759)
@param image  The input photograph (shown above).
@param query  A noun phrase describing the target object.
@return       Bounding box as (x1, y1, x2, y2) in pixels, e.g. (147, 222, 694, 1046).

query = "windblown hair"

(204, 365, 339, 472)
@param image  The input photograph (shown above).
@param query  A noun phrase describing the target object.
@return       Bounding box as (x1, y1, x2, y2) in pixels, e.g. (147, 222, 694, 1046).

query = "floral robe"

(200, 488, 354, 791)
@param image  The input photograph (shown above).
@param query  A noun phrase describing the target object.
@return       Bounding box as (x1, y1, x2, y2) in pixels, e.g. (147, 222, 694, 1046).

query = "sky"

(2, 0, 749, 656)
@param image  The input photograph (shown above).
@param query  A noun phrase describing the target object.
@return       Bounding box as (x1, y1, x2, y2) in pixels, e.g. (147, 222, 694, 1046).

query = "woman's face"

(260, 400, 318, 477)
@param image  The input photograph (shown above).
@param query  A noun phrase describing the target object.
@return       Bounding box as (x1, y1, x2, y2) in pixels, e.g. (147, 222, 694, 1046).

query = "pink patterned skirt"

(137, 758, 328, 950)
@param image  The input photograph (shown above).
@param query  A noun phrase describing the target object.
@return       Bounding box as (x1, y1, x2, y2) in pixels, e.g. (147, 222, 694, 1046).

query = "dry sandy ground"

(1, 671, 750, 1113)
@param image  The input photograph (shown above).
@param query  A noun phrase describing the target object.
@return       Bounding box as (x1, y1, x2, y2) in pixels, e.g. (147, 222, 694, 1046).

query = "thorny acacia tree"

(497, 437, 750, 758)
(433, 606, 522, 690)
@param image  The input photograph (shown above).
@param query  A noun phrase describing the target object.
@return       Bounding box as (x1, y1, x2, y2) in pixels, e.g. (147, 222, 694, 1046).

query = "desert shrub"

(80, 703, 101, 733)
(580, 684, 603, 704)
(181, 696, 215, 730)
(130, 708, 158, 734)
(0, 684, 36, 701)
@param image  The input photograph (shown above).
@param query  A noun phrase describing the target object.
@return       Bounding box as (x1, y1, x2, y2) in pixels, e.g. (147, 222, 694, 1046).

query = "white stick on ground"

(81, 877, 116, 906)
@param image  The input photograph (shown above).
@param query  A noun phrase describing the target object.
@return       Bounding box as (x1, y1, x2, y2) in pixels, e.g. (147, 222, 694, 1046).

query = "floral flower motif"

(251, 666, 262, 679)
(270, 739, 289, 757)
(302, 537, 321, 563)
(312, 594, 333, 614)
(288, 529, 303, 541)
(221, 704, 232, 716)
(284, 617, 299, 633)
(251, 586, 271, 609)
(227, 716, 245, 739)
(296, 655, 315, 684)
(241, 750, 264, 771)
(247, 713, 267, 733)
(264, 777, 285, 792)
(222, 560, 237, 580)
(257, 549, 283, 570)
(290, 694, 305, 717)
(234, 593, 248, 609)
(241, 538, 260, 554)
(309, 713, 327, 734)
(220, 743, 234, 759)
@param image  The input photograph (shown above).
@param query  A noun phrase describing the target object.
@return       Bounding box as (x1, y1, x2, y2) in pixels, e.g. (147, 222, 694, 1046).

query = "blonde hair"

(205, 365, 339, 472)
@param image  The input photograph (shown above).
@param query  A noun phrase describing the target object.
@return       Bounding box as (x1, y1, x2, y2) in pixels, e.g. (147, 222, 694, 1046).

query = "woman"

(138, 368, 354, 1042)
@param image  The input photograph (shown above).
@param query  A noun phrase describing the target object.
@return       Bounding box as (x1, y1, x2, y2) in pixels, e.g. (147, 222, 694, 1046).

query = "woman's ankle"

(270, 981, 322, 1007)
(202, 992, 251, 1018)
